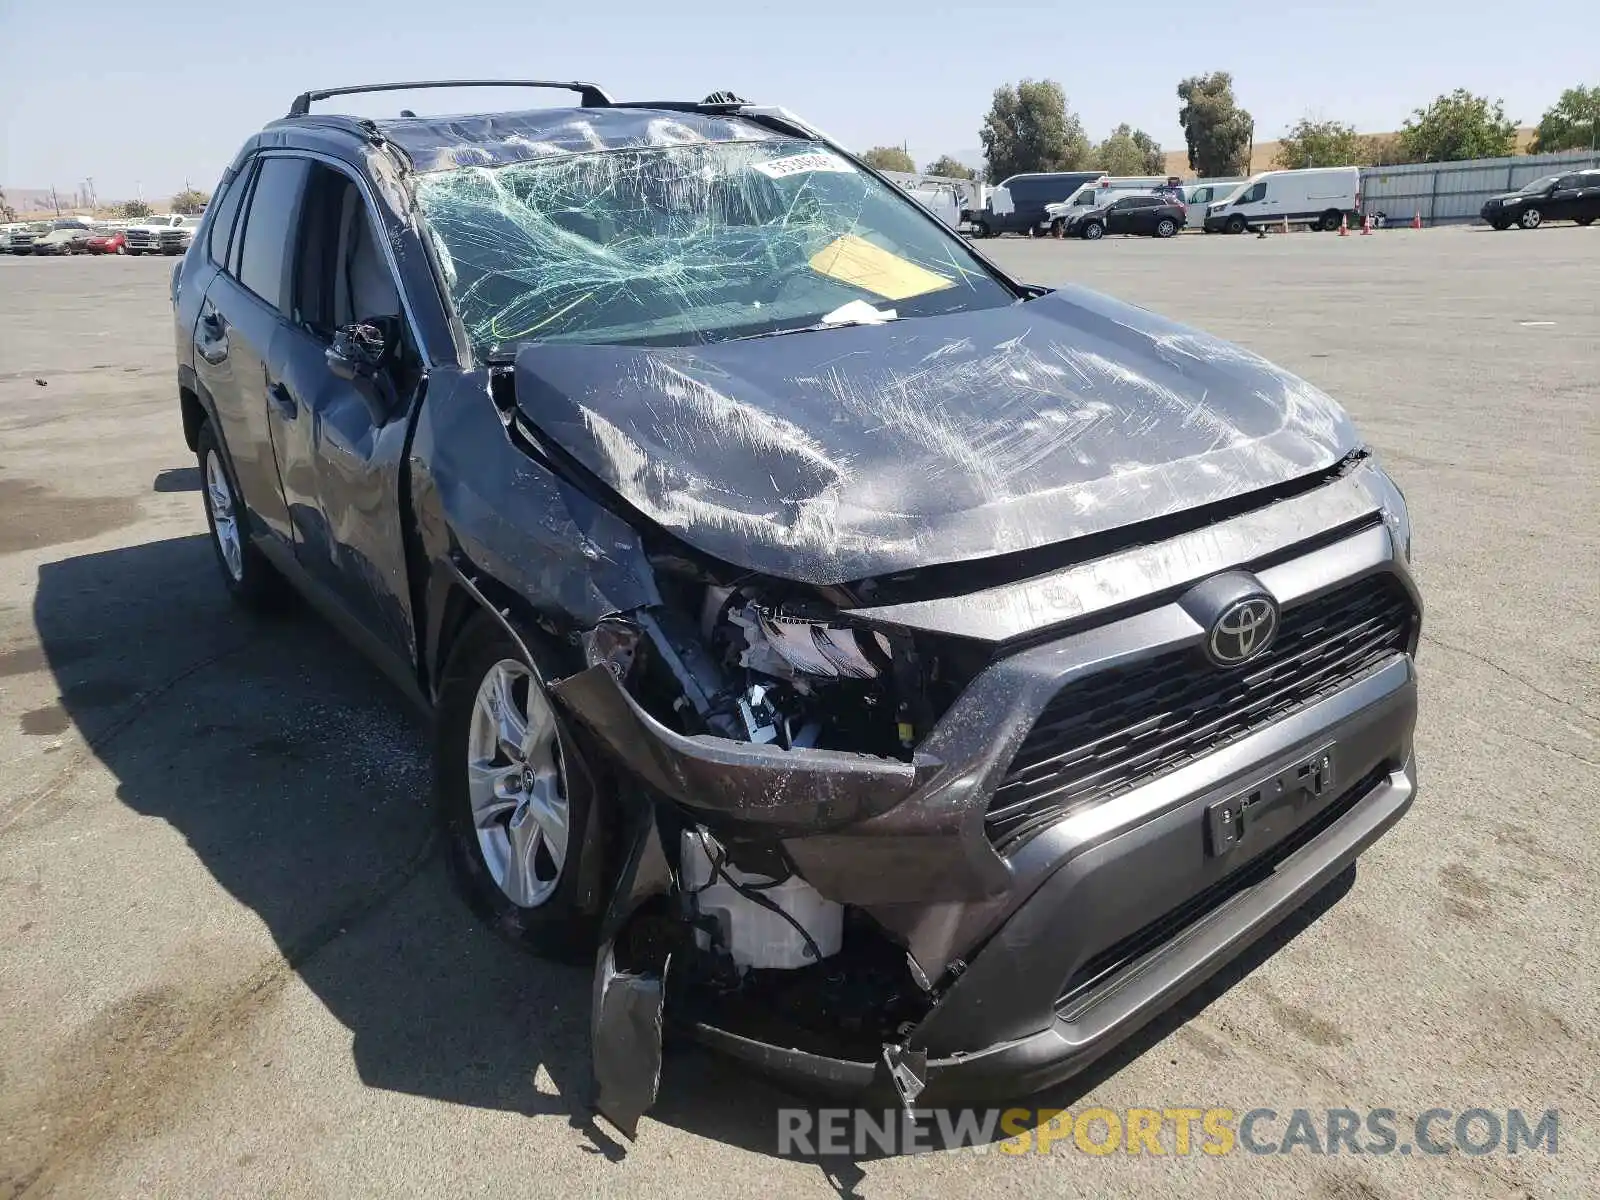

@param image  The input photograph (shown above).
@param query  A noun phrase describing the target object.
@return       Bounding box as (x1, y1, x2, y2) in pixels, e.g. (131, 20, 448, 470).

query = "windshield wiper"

(733, 299, 898, 341)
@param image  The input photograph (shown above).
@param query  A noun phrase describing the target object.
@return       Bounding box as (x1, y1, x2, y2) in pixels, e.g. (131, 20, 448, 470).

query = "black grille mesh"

(986, 574, 1414, 850)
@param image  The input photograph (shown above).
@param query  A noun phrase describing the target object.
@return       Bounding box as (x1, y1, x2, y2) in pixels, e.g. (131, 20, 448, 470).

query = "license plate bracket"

(1206, 744, 1336, 857)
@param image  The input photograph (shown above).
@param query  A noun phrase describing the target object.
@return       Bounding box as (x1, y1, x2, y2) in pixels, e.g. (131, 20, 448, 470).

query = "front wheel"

(1225, 214, 1248, 235)
(1519, 208, 1542, 229)
(435, 614, 599, 961)
(1081, 220, 1105, 240)
(126, 249, 142, 257)
(1155, 217, 1178, 238)
(1490, 218, 1511, 231)
(973, 221, 991, 239)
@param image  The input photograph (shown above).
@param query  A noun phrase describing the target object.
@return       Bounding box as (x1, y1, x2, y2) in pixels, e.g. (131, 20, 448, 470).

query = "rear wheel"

(435, 614, 600, 961)
(973, 220, 991, 239)
(1225, 214, 1248, 235)
(1519, 207, 1543, 229)
(196, 422, 286, 611)
(1576, 216, 1595, 227)
(1155, 217, 1179, 238)
(1318, 209, 1342, 231)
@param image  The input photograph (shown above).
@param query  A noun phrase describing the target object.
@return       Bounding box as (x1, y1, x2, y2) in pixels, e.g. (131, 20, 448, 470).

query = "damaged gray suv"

(170, 80, 1420, 1136)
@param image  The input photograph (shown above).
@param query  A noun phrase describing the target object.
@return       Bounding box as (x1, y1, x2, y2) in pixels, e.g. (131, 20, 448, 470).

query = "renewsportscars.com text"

(777, 1106, 1560, 1157)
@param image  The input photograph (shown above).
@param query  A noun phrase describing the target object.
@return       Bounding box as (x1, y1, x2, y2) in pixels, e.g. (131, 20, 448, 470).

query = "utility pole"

(50, 186, 60, 215)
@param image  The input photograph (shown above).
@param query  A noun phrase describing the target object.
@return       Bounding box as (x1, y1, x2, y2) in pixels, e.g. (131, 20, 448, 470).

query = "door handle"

(267, 380, 298, 419)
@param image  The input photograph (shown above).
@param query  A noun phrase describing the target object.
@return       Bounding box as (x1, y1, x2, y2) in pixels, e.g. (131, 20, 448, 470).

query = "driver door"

(267, 161, 423, 667)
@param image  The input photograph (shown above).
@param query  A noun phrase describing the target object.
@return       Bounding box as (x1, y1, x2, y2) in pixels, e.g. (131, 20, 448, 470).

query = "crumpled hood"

(512, 287, 1359, 585)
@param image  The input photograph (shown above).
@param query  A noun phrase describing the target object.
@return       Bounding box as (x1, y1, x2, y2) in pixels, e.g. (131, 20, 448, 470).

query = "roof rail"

(286, 79, 614, 118)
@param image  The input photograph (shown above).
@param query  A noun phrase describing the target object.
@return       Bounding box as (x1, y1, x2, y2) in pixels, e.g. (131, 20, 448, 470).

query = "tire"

(126, 249, 142, 257)
(1519, 207, 1542, 230)
(116, 245, 127, 254)
(196, 422, 287, 611)
(1050, 219, 1064, 238)
(1318, 209, 1342, 232)
(1576, 216, 1594, 227)
(1081, 220, 1105, 240)
(1155, 217, 1178, 238)
(435, 613, 599, 962)
(973, 221, 991, 239)
(1225, 214, 1248, 235)
(1490, 218, 1511, 231)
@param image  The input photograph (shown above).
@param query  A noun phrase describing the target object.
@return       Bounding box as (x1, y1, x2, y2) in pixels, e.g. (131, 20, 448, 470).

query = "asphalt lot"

(1, 227, 1596, 1198)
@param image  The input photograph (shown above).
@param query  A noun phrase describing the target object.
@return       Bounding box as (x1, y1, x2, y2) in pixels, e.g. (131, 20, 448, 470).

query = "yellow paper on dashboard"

(808, 235, 956, 302)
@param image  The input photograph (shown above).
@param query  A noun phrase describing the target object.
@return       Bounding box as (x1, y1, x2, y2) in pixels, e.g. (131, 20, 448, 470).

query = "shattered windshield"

(414, 137, 1015, 354)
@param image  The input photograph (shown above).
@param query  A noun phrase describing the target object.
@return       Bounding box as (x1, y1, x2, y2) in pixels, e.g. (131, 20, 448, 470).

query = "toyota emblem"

(1207, 596, 1279, 666)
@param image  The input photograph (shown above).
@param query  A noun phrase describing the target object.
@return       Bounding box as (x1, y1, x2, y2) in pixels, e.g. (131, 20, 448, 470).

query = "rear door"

(1581, 172, 1600, 220)
(1547, 174, 1583, 221)
(266, 160, 422, 664)
(191, 157, 305, 546)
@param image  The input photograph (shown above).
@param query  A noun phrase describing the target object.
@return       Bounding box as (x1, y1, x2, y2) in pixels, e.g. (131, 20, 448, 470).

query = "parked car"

(5, 222, 50, 254)
(29, 226, 93, 255)
(174, 79, 1420, 1137)
(157, 215, 203, 254)
(124, 214, 187, 255)
(1480, 169, 1600, 230)
(85, 229, 128, 254)
(1203, 167, 1362, 233)
(1046, 178, 1182, 235)
(0, 222, 31, 252)
(1068, 194, 1187, 239)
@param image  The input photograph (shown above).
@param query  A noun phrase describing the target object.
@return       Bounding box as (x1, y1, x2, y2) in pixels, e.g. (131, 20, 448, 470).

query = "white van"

(1182, 180, 1242, 228)
(1202, 166, 1361, 233)
(1044, 175, 1183, 234)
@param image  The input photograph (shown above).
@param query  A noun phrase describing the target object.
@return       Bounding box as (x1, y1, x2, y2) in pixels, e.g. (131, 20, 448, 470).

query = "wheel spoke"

(502, 807, 543, 907)
(523, 769, 568, 871)
(490, 666, 530, 758)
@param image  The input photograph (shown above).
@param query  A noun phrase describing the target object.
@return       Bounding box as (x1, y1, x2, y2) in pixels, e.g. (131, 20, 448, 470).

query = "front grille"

(985, 574, 1415, 850)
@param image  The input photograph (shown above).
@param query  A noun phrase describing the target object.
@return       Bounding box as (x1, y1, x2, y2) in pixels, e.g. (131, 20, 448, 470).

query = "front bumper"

(560, 465, 1420, 1109)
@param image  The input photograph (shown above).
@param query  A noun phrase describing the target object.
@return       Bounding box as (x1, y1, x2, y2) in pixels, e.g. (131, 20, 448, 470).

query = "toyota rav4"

(169, 79, 1421, 1137)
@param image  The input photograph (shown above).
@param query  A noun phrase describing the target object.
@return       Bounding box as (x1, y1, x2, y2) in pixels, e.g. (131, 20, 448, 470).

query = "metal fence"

(1360, 150, 1600, 226)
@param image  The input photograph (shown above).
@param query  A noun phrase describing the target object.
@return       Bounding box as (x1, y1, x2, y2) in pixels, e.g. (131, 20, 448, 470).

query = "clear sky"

(1, 0, 1591, 200)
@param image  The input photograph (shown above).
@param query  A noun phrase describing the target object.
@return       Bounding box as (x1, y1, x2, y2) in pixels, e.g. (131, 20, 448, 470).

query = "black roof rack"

(286, 79, 614, 118)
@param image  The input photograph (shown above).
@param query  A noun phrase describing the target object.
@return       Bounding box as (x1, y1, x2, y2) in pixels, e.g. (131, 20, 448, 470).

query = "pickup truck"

(124, 214, 189, 255)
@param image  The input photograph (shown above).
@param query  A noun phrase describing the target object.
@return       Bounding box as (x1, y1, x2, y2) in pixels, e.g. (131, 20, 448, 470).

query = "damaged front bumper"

(560, 511, 1421, 1133)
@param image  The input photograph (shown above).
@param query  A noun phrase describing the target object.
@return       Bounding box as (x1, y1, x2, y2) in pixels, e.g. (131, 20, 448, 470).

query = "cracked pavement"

(1, 225, 1595, 1197)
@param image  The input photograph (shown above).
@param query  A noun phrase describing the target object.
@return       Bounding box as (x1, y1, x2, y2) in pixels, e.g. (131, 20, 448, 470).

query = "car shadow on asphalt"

(34, 533, 1354, 1186)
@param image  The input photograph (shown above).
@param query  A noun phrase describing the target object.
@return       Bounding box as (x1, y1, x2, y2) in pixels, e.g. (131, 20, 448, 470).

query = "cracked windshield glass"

(414, 136, 1016, 354)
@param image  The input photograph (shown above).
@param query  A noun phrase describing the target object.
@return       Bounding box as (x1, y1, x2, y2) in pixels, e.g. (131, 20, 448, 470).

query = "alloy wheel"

(204, 449, 243, 582)
(466, 659, 568, 909)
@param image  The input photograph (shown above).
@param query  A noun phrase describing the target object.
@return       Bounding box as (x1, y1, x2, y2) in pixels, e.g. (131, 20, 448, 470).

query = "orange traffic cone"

(1411, 209, 1423, 229)
(1361, 215, 1372, 236)
(1339, 215, 1349, 236)
(1282, 214, 1291, 235)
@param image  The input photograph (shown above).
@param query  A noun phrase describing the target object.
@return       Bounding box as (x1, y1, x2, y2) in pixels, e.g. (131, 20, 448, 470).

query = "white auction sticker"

(752, 152, 857, 180)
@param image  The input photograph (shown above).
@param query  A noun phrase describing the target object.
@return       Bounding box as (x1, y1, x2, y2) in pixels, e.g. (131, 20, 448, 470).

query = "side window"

(236, 157, 311, 313)
(292, 163, 403, 339)
(1242, 182, 1267, 203)
(1553, 175, 1579, 189)
(207, 161, 253, 266)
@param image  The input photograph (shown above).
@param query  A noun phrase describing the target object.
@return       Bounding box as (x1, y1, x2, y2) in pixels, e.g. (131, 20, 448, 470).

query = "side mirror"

(326, 320, 397, 424)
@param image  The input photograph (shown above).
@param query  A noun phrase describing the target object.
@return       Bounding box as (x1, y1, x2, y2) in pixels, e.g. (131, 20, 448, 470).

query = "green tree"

(1531, 84, 1600, 153)
(120, 198, 152, 219)
(1359, 133, 1409, 166)
(979, 79, 1092, 183)
(924, 155, 976, 179)
(1273, 117, 1363, 169)
(1177, 72, 1254, 177)
(859, 146, 916, 173)
(1094, 124, 1165, 175)
(1398, 89, 1517, 162)
(171, 188, 210, 215)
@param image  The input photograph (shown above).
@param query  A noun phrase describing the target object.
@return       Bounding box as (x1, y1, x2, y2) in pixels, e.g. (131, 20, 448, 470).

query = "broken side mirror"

(326, 319, 397, 425)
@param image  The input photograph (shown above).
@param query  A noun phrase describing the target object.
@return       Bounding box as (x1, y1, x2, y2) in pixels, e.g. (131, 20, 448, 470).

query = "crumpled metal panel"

(512, 287, 1361, 586)
(375, 108, 777, 173)
(409, 374, 662, 626)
